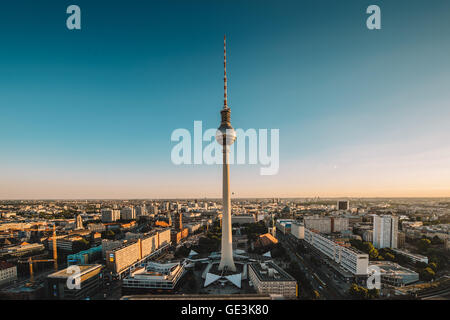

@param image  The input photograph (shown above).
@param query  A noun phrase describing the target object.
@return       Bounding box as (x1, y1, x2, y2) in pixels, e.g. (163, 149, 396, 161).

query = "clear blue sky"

(1, 0, 450, 199)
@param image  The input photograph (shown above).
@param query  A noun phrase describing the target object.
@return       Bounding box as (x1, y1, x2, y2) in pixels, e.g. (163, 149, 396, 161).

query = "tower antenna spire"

(224, 35, 228, 109)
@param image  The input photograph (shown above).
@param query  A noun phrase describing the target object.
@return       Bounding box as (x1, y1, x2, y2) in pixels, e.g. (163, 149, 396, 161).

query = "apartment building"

(101, 208, 121, 223)
(248, 262, 297, 299)
(304, 228, 369, 275)
(120, 207, 136, 220)
(0, 262, 17, 285)
(373, 215, 398, 249)
(303, 216, 349, 234)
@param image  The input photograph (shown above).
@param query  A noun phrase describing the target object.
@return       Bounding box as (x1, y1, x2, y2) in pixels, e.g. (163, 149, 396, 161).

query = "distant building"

(275, 219, 294, 234)
(171, 228, 188, 244)
(47, 235, 84, 254)
(101, 209, 120, 223)
(392, 249, 428, 264)
(397, 231, 406, 248)
(231, 215, 256, 225)
(136, 206, 148, 217)
(291, 222, 304, 240)
(369, 261, 419, 287)
(362, 230, 373, 242)
(121, 207, 136, 220)
(67, 245, 102, 266)
(254, 233, 278, 248)
(0, 262, 17, 285)
(87, 223, 105, 233)
(337, 200, 350, 211)
(373, 215, 398, 249)
(0, 242, 45, 258)
(75, 215, 83, 230)
(303, 216, 348, 234)
(185, 223, 202, 234)
(248, 262, 297, 299)
(45, 264, 102, 300)
(146, 205, 158, 216)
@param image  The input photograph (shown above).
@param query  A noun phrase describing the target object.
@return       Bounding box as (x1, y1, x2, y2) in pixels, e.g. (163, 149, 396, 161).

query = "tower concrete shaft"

(217, 36, 236, 272)
(218, 141, 236, 271)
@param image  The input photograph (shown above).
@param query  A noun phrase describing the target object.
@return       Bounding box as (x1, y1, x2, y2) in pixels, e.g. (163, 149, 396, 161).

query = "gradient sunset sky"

(1, 0, 450, 199)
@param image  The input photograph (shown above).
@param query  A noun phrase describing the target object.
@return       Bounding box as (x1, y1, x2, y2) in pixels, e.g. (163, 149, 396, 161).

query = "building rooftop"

(0, 261, 15, 270)
(249, 261, 295, 282)
(47, 264, 102, 279)
(369, 261, 418, 276)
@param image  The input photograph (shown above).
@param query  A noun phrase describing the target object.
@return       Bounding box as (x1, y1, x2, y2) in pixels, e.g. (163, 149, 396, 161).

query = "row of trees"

(348, 283, 380, 300)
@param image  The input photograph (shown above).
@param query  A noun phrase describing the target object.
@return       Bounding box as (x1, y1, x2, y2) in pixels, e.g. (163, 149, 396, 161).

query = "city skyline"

(1, 0, 450, 199)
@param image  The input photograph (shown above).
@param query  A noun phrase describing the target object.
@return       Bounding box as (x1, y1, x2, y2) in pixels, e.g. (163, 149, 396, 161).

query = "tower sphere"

(216, 108, 236, 145)
(216, 125, 236, 146)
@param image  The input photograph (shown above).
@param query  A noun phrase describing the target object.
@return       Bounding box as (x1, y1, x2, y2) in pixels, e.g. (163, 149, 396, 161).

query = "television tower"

(216, 35, 237, 272)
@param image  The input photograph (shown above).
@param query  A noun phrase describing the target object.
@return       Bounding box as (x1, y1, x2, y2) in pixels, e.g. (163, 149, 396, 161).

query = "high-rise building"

(216, 35, 237, 272)
(303, 216, 348, 234)
(121, 207, 136, 220)
(337, 200, 350, 211)
(373, 215, 398, 249)
(135, 205, 148, 217)
(75, 214, 83, 230)
(101, 208, 120, 222)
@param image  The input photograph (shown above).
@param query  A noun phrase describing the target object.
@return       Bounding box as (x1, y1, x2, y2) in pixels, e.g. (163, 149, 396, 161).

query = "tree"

(418, 238, 431, 253)
(368, 247, 379, 260)
(348, 283, 369, 299)
(419, 267, 435, 282)
(368, 288, 380, 299)
(431, 236, 443, 245)
(102, 230, 115, 240)
(428, 262, 438, 272)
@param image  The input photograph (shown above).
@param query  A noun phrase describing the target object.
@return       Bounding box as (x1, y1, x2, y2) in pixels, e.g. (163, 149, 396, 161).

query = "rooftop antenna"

(223, 35, 228, 110)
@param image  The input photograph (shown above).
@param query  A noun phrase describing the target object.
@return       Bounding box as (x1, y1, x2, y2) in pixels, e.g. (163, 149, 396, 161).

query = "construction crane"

(27, 257, 56, 283)
(10, 224, 59, 281)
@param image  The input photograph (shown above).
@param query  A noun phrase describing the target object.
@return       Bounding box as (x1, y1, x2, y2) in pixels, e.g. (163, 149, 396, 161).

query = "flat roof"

(249, 261, 296, 282)
(369, 261, 418, 275)
(47, 264, 102, 279)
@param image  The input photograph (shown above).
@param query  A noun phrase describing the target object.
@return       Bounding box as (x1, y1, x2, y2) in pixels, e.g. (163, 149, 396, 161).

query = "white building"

(373, 215, 398, 249)
(121, 207, 136, 220)
(303, 216, 348, 234)
(87, 223, 106, 233)
(101, 209, 121, 222)
(75, 215, 83, 230)
(362, 230, 373, 242)
(248, 262, 297, 299)
(135, 206, 148, 217)
(276, 219, 294, 234)
(122, 261, 185, 292)
(369, 261, 419, 287)
(231, 215, 255, 225)
(291, 222, 305, 239)
(392, 249, 428, 264)
(304, 228, 369, 275)
(0, 262, 17, 285)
